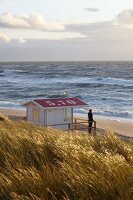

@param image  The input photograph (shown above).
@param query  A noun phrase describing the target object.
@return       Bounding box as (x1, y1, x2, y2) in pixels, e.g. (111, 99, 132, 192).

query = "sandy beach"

(95, 118, 133, 137)
(0, 108, 132, 137)
(0, 108, 26, 117)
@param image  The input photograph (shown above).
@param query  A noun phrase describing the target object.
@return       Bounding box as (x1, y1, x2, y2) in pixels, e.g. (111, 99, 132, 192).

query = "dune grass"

(0, 116, 133, 200)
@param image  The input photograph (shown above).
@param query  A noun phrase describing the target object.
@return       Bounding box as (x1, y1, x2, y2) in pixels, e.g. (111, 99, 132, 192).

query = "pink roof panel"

(34, 97, 87, 108)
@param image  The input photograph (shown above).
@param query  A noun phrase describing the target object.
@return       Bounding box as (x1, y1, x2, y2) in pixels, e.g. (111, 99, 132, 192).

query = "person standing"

(88, 109, 94, 133)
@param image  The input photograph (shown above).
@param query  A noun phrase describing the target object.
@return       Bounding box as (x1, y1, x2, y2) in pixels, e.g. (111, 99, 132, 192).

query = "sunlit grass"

(0, 115, 133, 200)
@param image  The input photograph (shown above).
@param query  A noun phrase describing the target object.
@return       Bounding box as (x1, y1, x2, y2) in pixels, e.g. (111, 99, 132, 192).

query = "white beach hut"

(23, 97, 88, 130)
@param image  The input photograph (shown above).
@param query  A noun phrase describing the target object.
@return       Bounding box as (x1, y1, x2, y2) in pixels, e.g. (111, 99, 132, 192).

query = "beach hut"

(23, 97, 88, 130)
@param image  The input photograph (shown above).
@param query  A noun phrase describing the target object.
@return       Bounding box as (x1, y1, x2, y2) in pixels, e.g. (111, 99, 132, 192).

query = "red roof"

(34, 97, 87, 108)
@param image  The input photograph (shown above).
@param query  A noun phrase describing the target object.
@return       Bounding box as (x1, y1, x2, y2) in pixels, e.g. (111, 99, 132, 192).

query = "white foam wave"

(0, 101, 20, 106)
(74, 107, 133, 119)
(54, 77, 133, 87)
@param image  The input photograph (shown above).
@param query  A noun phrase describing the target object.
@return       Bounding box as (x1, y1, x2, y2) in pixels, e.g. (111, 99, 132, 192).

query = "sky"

(0, 0, 133, 61)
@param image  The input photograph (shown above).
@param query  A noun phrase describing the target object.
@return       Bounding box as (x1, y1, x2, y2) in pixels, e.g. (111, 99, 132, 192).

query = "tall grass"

(0, 116, 133, 200)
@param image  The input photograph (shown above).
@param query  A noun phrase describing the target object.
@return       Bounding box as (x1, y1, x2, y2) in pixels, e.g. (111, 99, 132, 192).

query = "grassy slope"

(0, 116, 133, 200)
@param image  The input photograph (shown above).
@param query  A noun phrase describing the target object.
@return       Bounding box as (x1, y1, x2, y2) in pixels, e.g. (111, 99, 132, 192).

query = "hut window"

(33, 108, 39, 121)
(64, 108, 71, 121)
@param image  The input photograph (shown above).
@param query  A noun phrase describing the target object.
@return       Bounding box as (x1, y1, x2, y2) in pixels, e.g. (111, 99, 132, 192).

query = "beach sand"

(96, 118, 133, 137)
(0, 108, 26, 117)
(0, 108, 132, 137)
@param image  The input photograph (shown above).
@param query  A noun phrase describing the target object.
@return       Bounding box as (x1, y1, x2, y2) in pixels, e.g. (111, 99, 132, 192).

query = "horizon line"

(0, 60, 133, 63)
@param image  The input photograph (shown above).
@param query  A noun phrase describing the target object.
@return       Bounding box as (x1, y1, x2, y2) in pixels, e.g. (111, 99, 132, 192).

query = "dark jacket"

(88, 112, 93, 121)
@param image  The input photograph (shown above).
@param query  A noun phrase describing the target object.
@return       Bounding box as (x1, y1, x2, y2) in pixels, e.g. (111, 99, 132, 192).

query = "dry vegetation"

(0, 115, 133, 200)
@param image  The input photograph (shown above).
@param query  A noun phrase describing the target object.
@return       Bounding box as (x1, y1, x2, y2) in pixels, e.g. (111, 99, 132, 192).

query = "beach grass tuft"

(0, 116, 133, 200)
(0, 114, 7, 121)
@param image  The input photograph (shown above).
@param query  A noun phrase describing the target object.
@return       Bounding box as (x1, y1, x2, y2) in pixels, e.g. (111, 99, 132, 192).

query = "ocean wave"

(3, 69, 29, 75)
(33, 76, 133, 87)
(2, 68, 133, 87)
(98, 77, 133, 87)
(0, 100, 20, 107)
(95, 111, 133, 119)
(58, 77, 133, 87)
(75, 108, 133, 119)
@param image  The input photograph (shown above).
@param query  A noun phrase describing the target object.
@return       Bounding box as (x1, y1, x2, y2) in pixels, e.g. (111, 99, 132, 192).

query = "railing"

(73, 118, 96, 134)
(46, 118, 96, 134)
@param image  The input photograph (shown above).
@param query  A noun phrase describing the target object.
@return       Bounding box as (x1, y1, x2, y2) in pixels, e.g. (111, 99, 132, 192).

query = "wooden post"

(68, 123, 71, 130)
(74, 118, 77, 130)
(94, 121, 96, 134)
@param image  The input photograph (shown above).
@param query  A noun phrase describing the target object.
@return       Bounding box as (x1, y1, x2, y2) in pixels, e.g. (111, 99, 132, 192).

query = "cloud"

(85, 8, 99, 12)
(1, 9, 133, 61)
(0, 31, 27, 45)
(0, 13, 65, 31)
(65, 8, 133, 38)
(0, 32, 11, 43)
(18, 38, 27, 44)
(1, 36, 133, 61)
(114, 8, 133, 28)
(66, 21, 113, 36)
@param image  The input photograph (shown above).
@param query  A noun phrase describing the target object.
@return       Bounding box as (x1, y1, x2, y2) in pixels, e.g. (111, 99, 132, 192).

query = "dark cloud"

(85, 8, 99, 12)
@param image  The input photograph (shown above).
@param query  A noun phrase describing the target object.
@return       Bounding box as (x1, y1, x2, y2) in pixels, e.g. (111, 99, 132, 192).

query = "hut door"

(47, 109, 54, 125)
(54, 108, 64, 124)
(32, 107, 39, 124)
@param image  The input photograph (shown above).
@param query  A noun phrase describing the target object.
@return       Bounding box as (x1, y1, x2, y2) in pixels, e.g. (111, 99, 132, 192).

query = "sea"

(0, 61, 133, 122)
